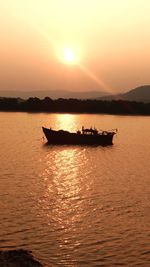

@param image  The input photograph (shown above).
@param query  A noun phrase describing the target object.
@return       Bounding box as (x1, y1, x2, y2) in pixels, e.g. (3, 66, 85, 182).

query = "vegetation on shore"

(0, 97, 150, 115)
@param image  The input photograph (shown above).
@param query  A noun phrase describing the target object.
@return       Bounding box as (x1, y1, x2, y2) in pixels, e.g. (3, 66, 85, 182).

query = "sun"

(63, 47, 80, 65)
(56, 44, 81, 65)
(63, 48, 76, 64)
(57, 46, 80, 65)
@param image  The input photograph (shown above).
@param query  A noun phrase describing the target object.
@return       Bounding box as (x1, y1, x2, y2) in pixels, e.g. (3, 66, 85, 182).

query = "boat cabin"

(82, 126, 98, 135)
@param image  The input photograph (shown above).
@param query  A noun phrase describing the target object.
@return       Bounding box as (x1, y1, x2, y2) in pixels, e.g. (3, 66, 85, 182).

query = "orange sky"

(0, 0, 150, 93)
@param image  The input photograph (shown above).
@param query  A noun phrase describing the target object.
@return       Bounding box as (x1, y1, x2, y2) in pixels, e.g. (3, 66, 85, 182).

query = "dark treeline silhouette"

(0, 97, 150, 115)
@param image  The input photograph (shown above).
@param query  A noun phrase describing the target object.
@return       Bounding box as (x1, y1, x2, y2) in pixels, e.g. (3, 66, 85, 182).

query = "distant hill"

(123, 85, 150, 102)
(100, 85, 150, 103)
(0, 90, 109, 100)
(1, 85, 150, 102)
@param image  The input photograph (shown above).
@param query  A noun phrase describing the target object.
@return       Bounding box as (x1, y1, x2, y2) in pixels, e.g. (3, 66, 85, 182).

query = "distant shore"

(0, 97, 150, 115)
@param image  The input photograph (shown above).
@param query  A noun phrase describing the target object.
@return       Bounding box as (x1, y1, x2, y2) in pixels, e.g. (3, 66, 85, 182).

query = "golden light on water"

(52, 148, 80, 198)
(41, 147, 85, 228)
(55, 114, 77, 132)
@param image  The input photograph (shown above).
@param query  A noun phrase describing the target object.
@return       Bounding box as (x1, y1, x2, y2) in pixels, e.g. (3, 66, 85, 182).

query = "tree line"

(0, 97, 150, 115)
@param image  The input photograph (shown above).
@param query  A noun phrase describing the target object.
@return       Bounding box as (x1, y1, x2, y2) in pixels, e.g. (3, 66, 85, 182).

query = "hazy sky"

(1, 0, 150, 93)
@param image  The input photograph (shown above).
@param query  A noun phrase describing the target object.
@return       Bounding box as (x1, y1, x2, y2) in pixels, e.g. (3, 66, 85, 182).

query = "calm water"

(0, 112, 150, 266)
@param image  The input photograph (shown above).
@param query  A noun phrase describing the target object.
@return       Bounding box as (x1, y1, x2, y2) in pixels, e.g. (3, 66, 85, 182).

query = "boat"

(42, 126, 117, 146)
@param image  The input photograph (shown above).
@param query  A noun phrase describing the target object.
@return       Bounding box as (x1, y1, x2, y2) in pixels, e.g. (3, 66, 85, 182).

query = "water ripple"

(0, 113, 150, 266)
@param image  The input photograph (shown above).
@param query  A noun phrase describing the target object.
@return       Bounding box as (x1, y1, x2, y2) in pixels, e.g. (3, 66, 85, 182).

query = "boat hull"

(42, 127, 115, 146)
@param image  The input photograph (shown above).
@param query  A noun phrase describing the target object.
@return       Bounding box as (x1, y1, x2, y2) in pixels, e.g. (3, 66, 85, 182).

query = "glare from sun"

(56, 44, 81, 65)
(63, 48, 76, 63)
(59, 46, 80, 65)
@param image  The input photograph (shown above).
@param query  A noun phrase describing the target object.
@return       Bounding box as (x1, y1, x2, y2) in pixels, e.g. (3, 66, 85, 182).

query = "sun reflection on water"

(39, 146, 89, 231)
(38, 122, 100, 264)
(52, 148, 81, 199)
(55, 113, 77, 132)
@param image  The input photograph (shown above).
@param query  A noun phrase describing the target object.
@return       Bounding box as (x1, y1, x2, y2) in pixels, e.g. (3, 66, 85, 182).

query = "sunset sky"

(0, 0, 150, 93)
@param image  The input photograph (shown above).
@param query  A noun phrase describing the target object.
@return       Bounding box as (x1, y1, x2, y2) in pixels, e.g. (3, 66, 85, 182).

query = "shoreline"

(0, 249, 45, 267)
(0, 110, 150, 116)
(0, 98, 150, 115)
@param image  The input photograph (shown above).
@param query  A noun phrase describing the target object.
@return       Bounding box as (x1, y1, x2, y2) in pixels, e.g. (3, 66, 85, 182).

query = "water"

(0, 112, 150, 266)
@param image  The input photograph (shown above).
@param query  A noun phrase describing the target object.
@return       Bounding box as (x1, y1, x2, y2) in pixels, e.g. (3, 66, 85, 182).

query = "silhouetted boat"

(42, 126, 117, 146)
